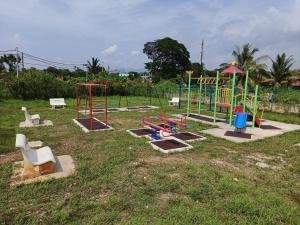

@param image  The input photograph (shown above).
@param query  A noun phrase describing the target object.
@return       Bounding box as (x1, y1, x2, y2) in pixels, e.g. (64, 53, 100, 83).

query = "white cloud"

(13, 33, 21, 42)
(130, 50, 140, 55)
(0, 0, 299, 70)
(101, 45, 118, 55)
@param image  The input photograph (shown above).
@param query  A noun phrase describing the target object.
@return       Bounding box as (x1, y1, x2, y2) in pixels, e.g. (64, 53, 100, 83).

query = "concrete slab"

(201, 120, 300, 143)
(126, 128, 153, 138)
(73, 118, 113, 133)
(171, 132, 207, 143)
(79, 105, 159, 114)
(294, 143, 300, 147)
(10, 155, 75, 187)
(149, 139, 193, 154)
(19, 120, 53, 128)
(28, 141, 43, 148)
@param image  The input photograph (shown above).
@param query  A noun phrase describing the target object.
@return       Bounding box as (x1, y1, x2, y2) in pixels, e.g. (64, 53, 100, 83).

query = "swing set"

(74, 83, 112, 132)
(95, 80, 162, 109)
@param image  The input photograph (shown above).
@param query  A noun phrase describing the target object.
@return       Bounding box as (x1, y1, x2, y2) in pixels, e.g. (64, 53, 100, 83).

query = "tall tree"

(86, 57, 104, 74)
(0, 54, 21, 72)
(232, 43, 268, 84)
(269, 53, 294, 86)
(143, 37, 191, 81)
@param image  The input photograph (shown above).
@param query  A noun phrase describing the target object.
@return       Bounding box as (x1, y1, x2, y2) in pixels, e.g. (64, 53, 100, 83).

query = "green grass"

(0, 97, 299, 224)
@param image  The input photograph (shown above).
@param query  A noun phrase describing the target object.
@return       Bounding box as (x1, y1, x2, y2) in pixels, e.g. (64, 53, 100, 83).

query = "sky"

(0, 0, 300, 72)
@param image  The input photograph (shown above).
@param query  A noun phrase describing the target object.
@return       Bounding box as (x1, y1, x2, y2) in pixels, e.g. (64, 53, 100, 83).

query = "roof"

(221, 64, 244, 75)
(290, 80, 300, 87)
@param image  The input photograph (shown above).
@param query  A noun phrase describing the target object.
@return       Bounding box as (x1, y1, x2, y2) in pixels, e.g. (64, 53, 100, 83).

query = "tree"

(143, 37, 191, 81)
(191, 62, 204, 77)
(0, 54, 21, 72)
(128, 71, 140, 81)
(86, 57, 105, 74)
(269, 53, 294, 86)
(232, 43, 268, 84)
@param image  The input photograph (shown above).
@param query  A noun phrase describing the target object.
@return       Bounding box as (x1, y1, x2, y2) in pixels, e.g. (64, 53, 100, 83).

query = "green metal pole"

(187, 72, 192, 115)
(178, 81, 182, 109)
(243, 70, 249, 112)
(198, 76, 203, 114)
(213, 71, 219, 123)
(252, 85, 258, 128)
(229, 70, 236, 126)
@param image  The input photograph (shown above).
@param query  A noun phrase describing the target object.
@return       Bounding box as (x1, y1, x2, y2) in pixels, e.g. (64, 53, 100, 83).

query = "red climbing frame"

(75, 83, 108, 130)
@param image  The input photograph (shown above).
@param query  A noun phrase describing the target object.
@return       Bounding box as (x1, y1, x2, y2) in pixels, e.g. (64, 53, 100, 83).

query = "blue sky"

(1, 0, 299, 71)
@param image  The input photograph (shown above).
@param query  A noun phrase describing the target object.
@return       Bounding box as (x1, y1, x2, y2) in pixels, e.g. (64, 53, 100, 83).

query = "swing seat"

(216, 103, 231, 108)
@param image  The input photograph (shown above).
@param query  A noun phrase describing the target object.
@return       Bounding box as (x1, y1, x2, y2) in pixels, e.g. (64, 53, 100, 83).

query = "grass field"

(0, 97, 300, 224)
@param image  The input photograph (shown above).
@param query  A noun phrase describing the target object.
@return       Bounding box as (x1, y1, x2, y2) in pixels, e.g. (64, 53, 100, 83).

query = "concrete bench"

(15, 134, 56, 176)
(168, 97, 179, 106)
(22, 107, 40, 126)
(50, 98, 66, 109)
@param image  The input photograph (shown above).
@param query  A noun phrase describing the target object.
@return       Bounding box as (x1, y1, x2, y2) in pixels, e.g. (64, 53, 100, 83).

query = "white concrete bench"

(22, 107, 40, 126)
(168, 97, 179, 106)
(50, 98, 66, 109)
(15, 134, 56, 176)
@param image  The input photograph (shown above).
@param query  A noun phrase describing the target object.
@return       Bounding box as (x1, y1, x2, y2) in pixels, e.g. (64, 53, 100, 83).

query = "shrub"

(6, 69, 74, 100)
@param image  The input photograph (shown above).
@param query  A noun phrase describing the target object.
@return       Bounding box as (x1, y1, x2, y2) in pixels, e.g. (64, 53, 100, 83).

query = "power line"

(23, 52, 84, 67)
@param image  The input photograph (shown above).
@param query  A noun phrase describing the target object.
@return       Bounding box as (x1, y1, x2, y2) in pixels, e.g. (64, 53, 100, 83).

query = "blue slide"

(234, 111, 248, 130)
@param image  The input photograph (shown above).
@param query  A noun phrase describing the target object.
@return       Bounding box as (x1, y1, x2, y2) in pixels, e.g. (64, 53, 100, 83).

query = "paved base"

(171, 132, 207, 142)
(149, 139, 193, 154)
(79, 105, 159, 114)
(180, 113, 225, 125)
(19, 120, 53, 128)
(201, 119, 300, 143)
(126, 128, 153, 138)
(73, 118, 113, 133)
(10, 155, 75, 187)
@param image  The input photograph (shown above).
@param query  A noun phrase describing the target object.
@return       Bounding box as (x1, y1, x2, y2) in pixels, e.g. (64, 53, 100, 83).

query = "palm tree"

(232, 43, 268, 85)
(269, 53, 294, 86)
(86, 57, 102, 74)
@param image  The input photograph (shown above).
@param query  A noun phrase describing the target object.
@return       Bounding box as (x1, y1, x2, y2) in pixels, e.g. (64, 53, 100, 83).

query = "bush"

(6, 69, 74, 100)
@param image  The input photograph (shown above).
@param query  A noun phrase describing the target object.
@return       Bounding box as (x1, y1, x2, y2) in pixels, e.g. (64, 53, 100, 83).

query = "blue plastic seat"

(234, 111, 248, 129)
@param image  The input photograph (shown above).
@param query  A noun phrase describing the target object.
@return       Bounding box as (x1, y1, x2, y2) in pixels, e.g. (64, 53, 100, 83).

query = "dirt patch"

(157, 192, 174, 208)
(0, 151, 21, 164)
(211, 159, 241, 171)
(210, 158, 256, 178)
(244, 153, 286, 171)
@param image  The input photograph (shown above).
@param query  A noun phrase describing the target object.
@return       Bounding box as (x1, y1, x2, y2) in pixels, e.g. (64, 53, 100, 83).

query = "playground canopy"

(221, 64, 244, 75)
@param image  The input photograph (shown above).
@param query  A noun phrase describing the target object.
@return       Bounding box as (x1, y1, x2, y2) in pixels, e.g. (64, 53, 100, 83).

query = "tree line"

(1, 37, 299, 87)
(143, 37, 299, 87)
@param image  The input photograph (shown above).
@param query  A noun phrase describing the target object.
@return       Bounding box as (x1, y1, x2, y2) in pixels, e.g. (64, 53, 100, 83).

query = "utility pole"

(200, 40, 206, 102)
(200, 40, 204, 77)
(21, 52, 24, 70)
(16, 47, 19, 78)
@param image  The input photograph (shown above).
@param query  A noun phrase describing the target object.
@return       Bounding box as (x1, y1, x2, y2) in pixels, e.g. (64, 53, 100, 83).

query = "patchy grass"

(0, 97, 300, 224)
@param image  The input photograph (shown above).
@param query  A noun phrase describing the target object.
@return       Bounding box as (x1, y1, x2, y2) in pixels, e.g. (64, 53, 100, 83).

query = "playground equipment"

(95, 80, 162, 108)
(16, 134, 56, 176)
(185, 62, 264, 128)
(142, 113, 188, 140)
(75, 83, 111, 132)
(234, 111, 248, 132)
